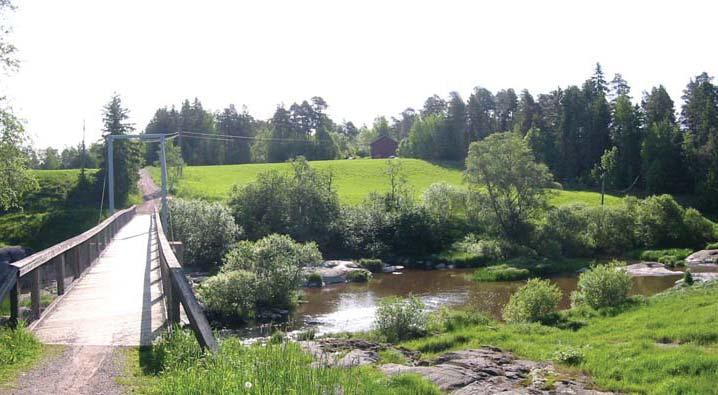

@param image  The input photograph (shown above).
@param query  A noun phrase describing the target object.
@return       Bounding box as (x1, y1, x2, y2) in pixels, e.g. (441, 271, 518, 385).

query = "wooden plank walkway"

(32, 214, 166, 346)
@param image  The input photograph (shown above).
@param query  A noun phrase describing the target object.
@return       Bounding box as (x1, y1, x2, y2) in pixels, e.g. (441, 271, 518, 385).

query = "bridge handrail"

(11, 206, 136, 276)
(152, 209, 218, 352)
(1, 206, 136, 326)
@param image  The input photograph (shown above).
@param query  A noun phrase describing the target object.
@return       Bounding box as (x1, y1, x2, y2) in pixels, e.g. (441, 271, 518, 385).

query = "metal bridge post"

(107, 136, 115, 214)
(160, 137, 169, 230)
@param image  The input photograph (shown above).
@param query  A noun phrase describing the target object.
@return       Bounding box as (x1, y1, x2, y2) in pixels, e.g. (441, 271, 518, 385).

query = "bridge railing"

(152, 209, 218, 352)
(1, 206, 137, 327)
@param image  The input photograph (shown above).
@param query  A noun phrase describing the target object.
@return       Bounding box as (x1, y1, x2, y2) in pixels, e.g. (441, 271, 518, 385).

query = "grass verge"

(472, 264, 530, 281)
(119, 328, 440, 394)
(401, 281, 718, 393)
(0, 324, 46, 386)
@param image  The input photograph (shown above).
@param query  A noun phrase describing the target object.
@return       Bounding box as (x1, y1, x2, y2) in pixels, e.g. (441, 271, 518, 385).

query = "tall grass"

(127, 328, 439, 395)
(0, 323, 44, 384)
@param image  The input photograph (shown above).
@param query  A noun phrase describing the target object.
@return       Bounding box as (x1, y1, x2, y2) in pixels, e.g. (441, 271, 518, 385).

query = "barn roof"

(370, 135, 397, 145)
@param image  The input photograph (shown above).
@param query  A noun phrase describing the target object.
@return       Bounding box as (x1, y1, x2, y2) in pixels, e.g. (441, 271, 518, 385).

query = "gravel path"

(1, 346, 125, 395)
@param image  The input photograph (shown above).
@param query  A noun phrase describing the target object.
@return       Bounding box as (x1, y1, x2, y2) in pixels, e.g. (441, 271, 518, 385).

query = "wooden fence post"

(55, 253, 66, 295)
(31, 269, 41, 320)
(9, 281, 19, 327)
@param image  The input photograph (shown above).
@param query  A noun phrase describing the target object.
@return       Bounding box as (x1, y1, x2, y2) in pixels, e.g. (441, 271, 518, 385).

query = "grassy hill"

(0, 169, 104, 250)
(149, 158, 622, 206)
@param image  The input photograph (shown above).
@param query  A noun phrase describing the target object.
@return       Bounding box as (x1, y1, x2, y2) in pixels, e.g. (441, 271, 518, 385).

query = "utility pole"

(601, 172, 605, 206)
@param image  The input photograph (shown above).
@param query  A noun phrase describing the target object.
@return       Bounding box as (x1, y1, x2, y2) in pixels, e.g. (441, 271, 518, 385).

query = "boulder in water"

(624, 262, 681, 277)
(685, 250, 718, 265)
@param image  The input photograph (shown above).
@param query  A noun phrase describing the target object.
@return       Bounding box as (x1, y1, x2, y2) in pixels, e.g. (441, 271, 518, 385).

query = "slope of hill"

(149, 158, 622, 206)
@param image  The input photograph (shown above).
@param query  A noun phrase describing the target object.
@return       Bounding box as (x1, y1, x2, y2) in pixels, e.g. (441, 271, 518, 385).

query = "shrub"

(422, 182, 466, 223)
(169, 198, 241, 267)
(503, 279, 562, 323)
(346, 270, 371, 283)
(337, 202, 445, 259)
(638, 248, 693, 261)
(305, 272, 323, 287)
(541, 204, 594, 257)
(374, 296, 427, 342)
(552, 347, 584, 366)
(222, 234, 323, 308)
(707, 242, 718, 250)
(198, 270, 257, 320)
(357, 258, 384, 273)
(682, 208, 716, 247)
(228, 158, 340, 246)
(572, 261, 632, 309)
(634, 195, 687, 248)
(683, 270, 694, 285)
(472, 264, 530, 282)
(584, 205, 636, 254)
(658, 255, 680, 267)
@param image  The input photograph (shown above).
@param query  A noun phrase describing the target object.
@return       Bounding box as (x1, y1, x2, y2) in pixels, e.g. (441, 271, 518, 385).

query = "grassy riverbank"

(148, 159, 621, 206)
(401, 281, 718, 393)
(120, 329, 440, 395)
(0, 325, 45, 386)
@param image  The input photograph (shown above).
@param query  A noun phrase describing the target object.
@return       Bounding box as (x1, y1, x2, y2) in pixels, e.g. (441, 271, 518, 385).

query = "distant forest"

(31, 64, 718, 211)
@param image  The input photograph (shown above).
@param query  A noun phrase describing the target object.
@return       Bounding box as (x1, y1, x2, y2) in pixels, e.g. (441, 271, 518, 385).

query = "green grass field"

(0, 168, 114, 250)
(401, 282, 718, 393)
(150, 159, 622, 206)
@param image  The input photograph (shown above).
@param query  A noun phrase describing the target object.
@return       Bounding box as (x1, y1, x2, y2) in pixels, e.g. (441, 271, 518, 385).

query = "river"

(290, 268, 681, 336)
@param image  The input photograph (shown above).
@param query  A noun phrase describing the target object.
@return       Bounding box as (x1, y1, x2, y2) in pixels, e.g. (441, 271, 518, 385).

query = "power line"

(178, 131, 335, 144)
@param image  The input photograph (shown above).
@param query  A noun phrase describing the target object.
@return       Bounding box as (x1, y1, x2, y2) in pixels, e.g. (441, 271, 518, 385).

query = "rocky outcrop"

(304, 261, 371, 286)
(675, 272, 718, 285)
(624, 262, 682, 277)
(685, 250, 718, 265)
(380, 347, 612, 394)
(300, 338, 417, 368)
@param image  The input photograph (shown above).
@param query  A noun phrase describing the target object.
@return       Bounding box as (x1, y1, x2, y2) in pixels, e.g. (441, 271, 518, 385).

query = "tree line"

(22, 64, 718, 212)
(139, 64, 717, 211)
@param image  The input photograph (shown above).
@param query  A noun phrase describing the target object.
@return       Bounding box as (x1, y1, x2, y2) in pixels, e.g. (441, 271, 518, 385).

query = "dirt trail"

(1, 346, 125, 395)
(138, 168, 161, 214)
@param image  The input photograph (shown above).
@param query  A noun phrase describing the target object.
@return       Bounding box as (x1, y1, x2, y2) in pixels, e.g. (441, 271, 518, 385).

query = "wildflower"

(245, 381, 253, 389)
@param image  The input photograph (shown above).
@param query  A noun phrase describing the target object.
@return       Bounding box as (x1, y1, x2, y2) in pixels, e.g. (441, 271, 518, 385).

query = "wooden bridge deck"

(32, 214, 167, 346)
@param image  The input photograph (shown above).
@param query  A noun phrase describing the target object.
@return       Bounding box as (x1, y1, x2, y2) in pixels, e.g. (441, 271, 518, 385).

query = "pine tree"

(516, 89, 540, 135)
(96, 94, 143, 207)
(466, 87, 495, 144)
(444, 91, 467, 160)
(495, 88, 518, 132)
(681, 72, 718, 210)
(610, 96, 643, 187)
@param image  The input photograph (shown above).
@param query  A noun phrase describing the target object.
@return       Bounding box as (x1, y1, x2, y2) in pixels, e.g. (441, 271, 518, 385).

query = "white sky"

(4, 0, 718, 149)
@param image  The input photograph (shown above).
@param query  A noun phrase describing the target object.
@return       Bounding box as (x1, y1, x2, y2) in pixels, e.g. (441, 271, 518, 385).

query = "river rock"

(305, 260, 370, 285)
(624, 262, 682, 277)
(380, 347, 613, 394)
(337, 349, 380, 367)
(685, 249, 718, 265)
(675, 272, 718, 285)
(383, 265, 405, 273)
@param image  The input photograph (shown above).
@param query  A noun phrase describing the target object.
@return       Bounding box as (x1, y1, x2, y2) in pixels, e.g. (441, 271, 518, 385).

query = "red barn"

(370, 136, 398, 159)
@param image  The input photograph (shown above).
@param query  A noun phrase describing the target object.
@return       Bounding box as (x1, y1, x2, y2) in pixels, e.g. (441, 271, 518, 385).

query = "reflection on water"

(292, 268, 683, 335)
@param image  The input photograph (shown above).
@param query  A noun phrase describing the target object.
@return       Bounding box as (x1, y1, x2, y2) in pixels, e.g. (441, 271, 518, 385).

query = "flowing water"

(291, 269, 680, 335)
